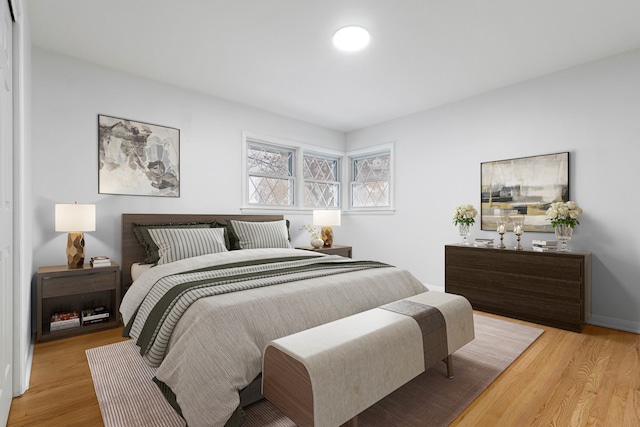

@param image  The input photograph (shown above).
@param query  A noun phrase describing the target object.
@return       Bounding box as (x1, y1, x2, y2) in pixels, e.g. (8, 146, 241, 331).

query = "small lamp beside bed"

(55, 202, 96, 269)
(313, 209, 341, 247)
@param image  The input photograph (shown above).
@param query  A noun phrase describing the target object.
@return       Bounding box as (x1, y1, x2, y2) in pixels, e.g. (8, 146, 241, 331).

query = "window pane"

(247, 145, 293, 177)
(304, 182, 339, 207)
(303, 156, 338, 181)
(351, 151, 391, 208)
(351, 181, 390, 207)
(303, 154, 339, 208)
(354, 154, 390, 181)
(248, 176, 293, 205)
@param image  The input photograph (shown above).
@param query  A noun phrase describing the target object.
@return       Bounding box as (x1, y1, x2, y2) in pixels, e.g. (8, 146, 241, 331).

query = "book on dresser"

(532, 239, 558, 251)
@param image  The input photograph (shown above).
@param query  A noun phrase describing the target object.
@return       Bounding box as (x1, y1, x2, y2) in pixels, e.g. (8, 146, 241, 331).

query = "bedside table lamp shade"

(313, 209, 341, 248)
(55, 203, 96, 269)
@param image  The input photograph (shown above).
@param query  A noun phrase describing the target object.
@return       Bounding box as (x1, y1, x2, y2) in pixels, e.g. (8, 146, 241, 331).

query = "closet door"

(0, 0, 13, 424)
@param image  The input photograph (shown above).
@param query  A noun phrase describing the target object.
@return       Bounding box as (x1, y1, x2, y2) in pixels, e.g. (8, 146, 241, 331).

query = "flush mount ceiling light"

(333, 26, 370, 51)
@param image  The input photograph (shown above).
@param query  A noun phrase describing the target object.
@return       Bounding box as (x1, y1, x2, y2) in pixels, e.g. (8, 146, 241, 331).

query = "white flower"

(452, 204, 477, 226)
(299, 224, 320, 239)
(545, 201, 582, 228)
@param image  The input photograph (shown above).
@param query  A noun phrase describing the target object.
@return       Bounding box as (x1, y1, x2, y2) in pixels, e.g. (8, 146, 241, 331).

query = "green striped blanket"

(124, 255, 391, 367)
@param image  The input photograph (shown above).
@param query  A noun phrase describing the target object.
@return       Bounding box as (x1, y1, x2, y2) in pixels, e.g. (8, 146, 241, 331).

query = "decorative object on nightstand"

(55, 202, 96, 268)
(313, 209, 341, 248)
(90, 256, 111, 267)
(299, 224, 324, 249)
(546, 201, 582, 251)
(452, 204, 477, 245)
(512, 215, 525, 250)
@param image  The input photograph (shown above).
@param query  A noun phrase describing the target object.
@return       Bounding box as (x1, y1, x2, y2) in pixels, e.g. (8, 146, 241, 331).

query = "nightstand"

(295, 245, 352, 258)
(36, 263, 121, 342)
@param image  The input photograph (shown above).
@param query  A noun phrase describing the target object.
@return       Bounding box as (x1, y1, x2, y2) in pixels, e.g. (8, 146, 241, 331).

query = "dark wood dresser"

(445, 244, 591, 332)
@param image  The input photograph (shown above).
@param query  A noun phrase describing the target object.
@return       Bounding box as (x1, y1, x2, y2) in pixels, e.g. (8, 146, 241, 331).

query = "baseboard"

(588, 314, 640, 334)
(13, 333, 34, 396)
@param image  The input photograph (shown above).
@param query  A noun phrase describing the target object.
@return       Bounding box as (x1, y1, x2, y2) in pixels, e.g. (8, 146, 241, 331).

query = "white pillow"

(229, 220, 291, 249)
(148, 227, 228, 265)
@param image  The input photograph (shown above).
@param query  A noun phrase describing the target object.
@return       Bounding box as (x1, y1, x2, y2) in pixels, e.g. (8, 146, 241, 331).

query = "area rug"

(86, 314, 543, 427)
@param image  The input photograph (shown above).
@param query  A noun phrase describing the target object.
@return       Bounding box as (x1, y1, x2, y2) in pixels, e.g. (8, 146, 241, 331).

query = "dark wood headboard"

(121, 213, 284, 293)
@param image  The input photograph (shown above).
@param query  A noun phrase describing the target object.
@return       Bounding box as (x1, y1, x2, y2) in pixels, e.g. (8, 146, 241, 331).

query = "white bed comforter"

(120, 248, 428, 427)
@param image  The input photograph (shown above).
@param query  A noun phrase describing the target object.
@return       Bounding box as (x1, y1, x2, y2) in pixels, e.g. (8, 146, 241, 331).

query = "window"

(243, 133, 341, 210)
(348, 145, 393, 210)
(243, 133, 392, 212)
(303, 153, 340, 208)
(246, 143, 295, 206)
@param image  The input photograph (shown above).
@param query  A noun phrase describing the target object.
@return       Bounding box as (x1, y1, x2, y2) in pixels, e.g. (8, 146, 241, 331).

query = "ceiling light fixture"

(333, 26, 370, 51)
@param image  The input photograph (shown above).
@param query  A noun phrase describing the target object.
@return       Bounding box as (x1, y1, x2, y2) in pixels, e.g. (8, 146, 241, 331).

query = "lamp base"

(321, 226, 334, 248)
(66, 232, 85, 269)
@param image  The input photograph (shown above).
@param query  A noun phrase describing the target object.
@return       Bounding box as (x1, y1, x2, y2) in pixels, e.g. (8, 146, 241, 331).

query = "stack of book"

(90, 256, 111, 267)
(474, 238, 495, 247)
(81, 306, 110, 325)
(50, 311, 80, 332)
(532, 239, 558, 252)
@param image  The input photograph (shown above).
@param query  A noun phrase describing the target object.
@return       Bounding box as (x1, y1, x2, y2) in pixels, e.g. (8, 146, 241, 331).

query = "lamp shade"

(313, 209, 341, 227)
(55, 203, 96, 232)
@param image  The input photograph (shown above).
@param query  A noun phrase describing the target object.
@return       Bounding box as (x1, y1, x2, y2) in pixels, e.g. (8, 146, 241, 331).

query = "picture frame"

(480, 152, 569, 233)
(98, 115, 180, 197)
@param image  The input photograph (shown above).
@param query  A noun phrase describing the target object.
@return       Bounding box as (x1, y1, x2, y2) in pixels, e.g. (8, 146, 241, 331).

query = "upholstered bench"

(262, 291, 474, 427)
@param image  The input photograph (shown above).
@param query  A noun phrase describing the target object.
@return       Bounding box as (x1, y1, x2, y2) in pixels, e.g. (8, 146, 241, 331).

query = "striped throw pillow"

(228, 220, 291, 249)
(148, 227, 228, 265)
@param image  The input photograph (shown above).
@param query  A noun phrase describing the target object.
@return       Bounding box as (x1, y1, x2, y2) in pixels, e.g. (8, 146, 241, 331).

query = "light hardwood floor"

(7, 313, 640, 427)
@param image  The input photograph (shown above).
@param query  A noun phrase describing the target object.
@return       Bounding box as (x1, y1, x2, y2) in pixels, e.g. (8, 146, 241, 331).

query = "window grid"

(351, 153, 391, 208)
(303, 154, 340, 208)
(247, 143, 295, 206)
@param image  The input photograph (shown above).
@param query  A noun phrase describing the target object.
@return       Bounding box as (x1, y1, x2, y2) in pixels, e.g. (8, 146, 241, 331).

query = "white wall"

(345, 48, 640, 333)
(32, 47, 640, 334)
(31, 48, 345, 270)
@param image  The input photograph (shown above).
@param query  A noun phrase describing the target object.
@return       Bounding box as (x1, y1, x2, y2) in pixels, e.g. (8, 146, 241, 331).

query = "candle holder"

(512, 217, 524, 250)
(496, 220, 507, 249)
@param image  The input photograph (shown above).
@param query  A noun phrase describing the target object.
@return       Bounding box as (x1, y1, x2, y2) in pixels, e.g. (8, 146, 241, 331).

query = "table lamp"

(55, 202, 96, 268)
(313, 209, 341, 248)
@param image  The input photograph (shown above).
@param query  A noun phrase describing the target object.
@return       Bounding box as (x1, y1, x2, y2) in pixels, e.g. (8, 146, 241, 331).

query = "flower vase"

(554, 224, 573, 251)
(310, 238, 324, 249)
(459, 224, 471, 245)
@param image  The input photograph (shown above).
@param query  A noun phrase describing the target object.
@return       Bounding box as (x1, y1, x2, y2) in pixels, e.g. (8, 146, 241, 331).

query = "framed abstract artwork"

(480, 152, 569, 232)
(98, 115, 180, 197)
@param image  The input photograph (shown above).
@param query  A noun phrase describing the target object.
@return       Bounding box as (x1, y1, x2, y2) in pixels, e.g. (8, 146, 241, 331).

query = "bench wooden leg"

(341, 415, 358, 427)
(443, 355, 454, 379)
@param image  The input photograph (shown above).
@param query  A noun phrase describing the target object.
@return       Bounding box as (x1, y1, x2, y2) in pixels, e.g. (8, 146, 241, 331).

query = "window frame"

(345, 143, 395, 212)
(241, 132, 343, 211)
(302, 150, 341, 209)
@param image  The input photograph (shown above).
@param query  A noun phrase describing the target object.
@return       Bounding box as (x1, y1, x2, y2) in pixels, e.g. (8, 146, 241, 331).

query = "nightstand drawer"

(42, 270, 116, 297)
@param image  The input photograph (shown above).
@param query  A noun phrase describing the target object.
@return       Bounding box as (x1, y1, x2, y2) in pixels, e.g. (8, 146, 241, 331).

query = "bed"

(119, 213, 429, 427)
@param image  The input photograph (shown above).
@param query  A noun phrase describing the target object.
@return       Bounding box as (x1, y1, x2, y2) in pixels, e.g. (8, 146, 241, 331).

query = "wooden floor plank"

(7, 314, 640, 427)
